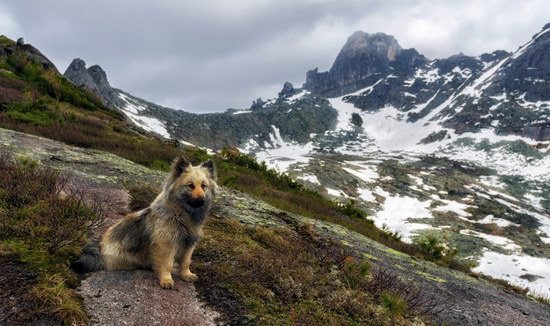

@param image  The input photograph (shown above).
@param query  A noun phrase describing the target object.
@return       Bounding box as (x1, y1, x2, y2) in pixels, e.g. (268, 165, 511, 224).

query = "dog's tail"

(71, 242, 104, 273)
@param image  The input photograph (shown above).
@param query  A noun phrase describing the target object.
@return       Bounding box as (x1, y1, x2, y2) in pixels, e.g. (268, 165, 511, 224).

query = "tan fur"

(99, 157, 216, 289)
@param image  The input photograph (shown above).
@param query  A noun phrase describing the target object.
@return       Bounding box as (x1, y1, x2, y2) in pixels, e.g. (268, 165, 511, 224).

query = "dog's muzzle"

(190, 198, 205, 208)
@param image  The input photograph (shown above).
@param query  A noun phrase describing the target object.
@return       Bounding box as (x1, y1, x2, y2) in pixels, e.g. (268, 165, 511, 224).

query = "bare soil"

(0, 256, 58, 326)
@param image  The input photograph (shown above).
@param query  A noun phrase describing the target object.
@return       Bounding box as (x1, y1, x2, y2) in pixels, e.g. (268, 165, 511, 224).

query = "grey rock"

(250, 97, 265, 110)
(64, 58, 99, 92)
(304, 31, 427, 96)
(64, 59, 122, 107)
(278, 81, 295, 97)
(16, 37, 24, 46)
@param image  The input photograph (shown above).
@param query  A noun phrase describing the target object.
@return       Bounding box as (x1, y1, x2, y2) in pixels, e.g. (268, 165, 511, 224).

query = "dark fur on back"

(109, 208, 151, 253)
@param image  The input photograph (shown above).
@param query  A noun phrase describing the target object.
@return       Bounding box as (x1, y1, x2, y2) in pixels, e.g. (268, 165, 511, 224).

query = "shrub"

(0, 156, 106, 324)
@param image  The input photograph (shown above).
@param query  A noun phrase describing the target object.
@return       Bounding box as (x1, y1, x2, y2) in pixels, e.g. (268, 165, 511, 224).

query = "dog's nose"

(191, 198, 205, 208)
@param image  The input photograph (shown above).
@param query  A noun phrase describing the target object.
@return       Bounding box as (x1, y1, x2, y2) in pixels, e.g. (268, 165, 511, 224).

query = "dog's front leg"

(179, 245, 198, 282)
(151, 242, 176, 289)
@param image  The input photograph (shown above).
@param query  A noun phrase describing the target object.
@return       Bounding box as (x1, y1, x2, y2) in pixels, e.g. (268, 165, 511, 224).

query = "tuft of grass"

(529, 291, 550, 306)
(380, 291, 408, 317)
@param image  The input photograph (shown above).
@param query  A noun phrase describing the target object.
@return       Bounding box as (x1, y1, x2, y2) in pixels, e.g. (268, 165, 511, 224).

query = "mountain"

(305, 31, 428, 97)
(63, 25, 550, 295)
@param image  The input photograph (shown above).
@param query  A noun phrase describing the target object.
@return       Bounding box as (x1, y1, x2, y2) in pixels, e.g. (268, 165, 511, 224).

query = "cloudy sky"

(1, 0, 548, 112)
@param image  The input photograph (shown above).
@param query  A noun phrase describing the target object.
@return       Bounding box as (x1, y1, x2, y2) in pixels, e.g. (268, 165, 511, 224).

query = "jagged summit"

(335, 31, 402, 62)
(64, 59, 120, 107)
(304, 31, 427, 96)
(64, 59, 98, 91)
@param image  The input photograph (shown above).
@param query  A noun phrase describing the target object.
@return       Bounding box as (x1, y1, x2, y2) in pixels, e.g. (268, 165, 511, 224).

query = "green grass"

(0, 35, 16, 46)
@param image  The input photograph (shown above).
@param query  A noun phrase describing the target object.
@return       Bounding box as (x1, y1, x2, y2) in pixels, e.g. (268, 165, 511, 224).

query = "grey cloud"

(2, 0, 549, 112)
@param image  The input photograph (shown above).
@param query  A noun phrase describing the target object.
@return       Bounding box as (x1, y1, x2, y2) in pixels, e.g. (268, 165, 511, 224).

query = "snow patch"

(373, 195, 432, 242)
(298, 174, 320, 185)
(474, 251, 550, 295)
(118, 94, 170, 139)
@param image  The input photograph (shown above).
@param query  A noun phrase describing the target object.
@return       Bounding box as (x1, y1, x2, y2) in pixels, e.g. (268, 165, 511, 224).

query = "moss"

(386, 247, 412, 259)
(415, 271, 447, 283)
(363, 253, 380, 261)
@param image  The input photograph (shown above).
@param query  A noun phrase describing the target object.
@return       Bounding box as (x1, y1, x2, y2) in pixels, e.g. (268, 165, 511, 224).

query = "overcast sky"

(1, 1, 549, 112)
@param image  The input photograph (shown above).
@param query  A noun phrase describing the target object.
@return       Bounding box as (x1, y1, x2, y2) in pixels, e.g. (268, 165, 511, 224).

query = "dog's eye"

(202, 182, 208, 188)
(186, 183, 195, 189)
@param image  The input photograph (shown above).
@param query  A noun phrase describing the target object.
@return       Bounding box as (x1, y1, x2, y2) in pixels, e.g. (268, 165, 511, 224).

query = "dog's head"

(163, 156, 217, 211)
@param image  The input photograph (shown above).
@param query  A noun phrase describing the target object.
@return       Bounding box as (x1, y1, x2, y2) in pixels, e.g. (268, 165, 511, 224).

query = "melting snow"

(252, 125, 314, 171)
(433, 199, 475, 218)
(298, 174, 320, 185)
(474, 251, 550, 295)
(356, 188, 376, 201)
(373, 195, 432, 242)
(460, 229, 520, 251)
(343, 161, 379, 182)
(477, 215, 520, 228)
(232, 110, 252, 115)
(118, 94, 170, 139)
(326, 187, 347, 197)
(286, 90, 309, 103)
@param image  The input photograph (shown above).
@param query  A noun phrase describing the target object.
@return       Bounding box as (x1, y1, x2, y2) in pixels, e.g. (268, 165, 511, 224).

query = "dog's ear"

(162, 156, 191, 192)
(201, 160, 216, 180)
(172, 156, 191, 177)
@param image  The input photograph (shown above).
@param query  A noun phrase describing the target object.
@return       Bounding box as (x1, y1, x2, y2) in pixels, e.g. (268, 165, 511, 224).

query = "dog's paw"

(159, 277, 175, 289)
(181, 272, 198, 282)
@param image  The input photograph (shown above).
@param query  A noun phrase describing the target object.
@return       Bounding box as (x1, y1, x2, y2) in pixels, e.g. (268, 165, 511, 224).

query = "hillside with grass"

(1, 35, 549, 325)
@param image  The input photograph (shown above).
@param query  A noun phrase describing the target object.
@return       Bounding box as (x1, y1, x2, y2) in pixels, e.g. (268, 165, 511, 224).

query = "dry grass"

(190, 214, 444, 325)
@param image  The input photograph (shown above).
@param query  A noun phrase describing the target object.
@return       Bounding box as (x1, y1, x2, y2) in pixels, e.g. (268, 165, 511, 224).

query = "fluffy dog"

(72, 156, 217, 289)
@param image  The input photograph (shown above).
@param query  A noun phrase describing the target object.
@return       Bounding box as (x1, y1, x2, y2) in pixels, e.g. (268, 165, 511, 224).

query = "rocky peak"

(304, 31, 424, 97)
(0, 35, 59, 73)
(485, 22, 550, 102)
(87, 65, 108, 85)
(64, 58, 99, 92)
(250, 97, 265, 110)
(479, 50, 510, 63)
(278, 81, 295, 98)
(64, 58, 120, 107)
(335, 31, 402, 63)
(87, 65, 112, 94)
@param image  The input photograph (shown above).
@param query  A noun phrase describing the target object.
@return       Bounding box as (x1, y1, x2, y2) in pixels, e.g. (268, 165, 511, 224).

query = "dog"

(72, 156, 217, 289)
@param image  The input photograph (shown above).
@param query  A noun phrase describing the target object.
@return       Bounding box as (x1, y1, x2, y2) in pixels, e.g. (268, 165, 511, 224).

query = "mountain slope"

(2, 126, 550, 325)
